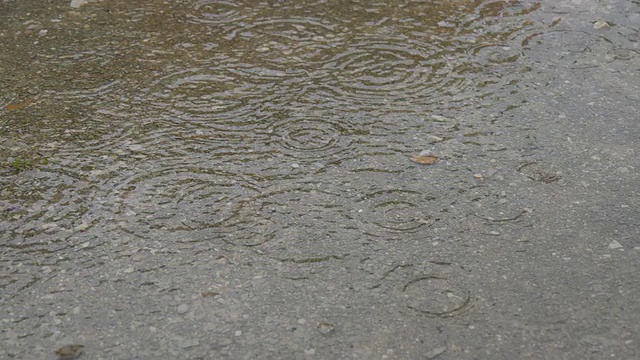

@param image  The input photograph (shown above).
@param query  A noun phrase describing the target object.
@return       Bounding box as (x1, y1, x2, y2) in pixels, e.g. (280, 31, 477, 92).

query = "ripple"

(365, 260, 475, 317)
(182, 0, 541, 115)
(53, 113, 143, 155)
(187, 0, 245, 26)
(187, 1, 341, 64)
(136, 67, 280, 159)
(0, 168, 94, 242)
(233, 19, 340, 72)
(268, 112, 366, 162)
(348, 187, 438, 237)
(110, 117, 270, 160)
(522, 30, 615, 69)
(321, 37, 454, 109)
(402, 270, 475, 318)
(220, 183, 357, 257)
(140, 67, 287, 134)
(467, 43, 521, 65)
(114, 162, 258, 237)
(45, 80, 123, 106)
(143, 68, 257, 120)
(186, 3, 344, 105)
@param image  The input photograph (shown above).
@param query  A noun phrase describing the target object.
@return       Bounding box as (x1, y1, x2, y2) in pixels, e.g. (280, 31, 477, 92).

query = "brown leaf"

(410, 155, 438, 165)
(55, 344, 84, 360)
(201, 291, 220, 298)
(5, 102, 31, 110)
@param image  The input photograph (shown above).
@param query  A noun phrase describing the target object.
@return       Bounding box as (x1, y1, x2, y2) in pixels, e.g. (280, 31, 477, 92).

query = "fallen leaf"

(410, 155, 438, 165)
(55, 344, 84, 360)
(5, 102, 31, 110)
(201, 291, 220, 298)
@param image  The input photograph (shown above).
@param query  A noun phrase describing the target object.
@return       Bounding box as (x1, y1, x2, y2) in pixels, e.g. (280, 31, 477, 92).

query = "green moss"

(1, 155, 48, 172)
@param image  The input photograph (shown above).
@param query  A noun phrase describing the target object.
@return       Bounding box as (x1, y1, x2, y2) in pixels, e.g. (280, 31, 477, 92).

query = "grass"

(1, 155, 48, 173)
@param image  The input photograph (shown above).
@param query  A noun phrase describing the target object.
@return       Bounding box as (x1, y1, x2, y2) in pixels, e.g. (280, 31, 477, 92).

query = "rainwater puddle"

(1, 0, 639, 308)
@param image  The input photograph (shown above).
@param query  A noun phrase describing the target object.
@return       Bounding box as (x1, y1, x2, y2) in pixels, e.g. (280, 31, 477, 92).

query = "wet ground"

(1, 0, 639, 359)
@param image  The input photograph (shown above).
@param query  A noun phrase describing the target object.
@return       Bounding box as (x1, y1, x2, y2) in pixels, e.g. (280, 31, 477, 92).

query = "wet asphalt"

(1, 0, 639, 359)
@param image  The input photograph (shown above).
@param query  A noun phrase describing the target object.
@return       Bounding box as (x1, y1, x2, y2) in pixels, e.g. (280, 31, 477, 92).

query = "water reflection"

(0, 0, 546, 293)
(0, 0, 603, 298)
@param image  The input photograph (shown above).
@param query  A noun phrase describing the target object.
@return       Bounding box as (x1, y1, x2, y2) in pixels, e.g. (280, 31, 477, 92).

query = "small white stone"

(297, 318, 307, 325)
(608, 240, 623, 249)
(593, 20, 610, 30)
(177, 304, 190, 314)
(43, 223, 59, 233)
(70, 0, 96, 8)
(39, 29, 48, 36)
(426, 346, 448, 359)
(75, 223, 90, 231)
(235, 330, 242, 336)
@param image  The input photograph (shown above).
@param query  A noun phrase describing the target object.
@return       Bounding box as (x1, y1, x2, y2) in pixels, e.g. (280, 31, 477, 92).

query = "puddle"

(2, 0, 639, 328)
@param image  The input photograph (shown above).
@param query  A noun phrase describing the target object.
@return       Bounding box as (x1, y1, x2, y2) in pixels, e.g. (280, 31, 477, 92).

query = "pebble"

(75, 223, 90, 232)
(608, 240, 623, 250)
(176, 337, 199, 349)
(70, 0, 100, 8)
(55, 344, 84, 360)
(42, 223, 59, 232)
(177, 304, 190, 314)
(317, 322, 335, 335)
(426, 346, 448, 359)
(593, 20, 610, 30)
